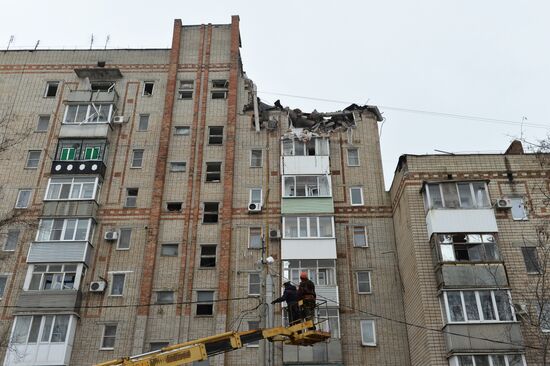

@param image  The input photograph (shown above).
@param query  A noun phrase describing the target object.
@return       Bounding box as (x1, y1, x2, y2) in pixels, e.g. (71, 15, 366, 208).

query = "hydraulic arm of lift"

(94, 319, 330, 366)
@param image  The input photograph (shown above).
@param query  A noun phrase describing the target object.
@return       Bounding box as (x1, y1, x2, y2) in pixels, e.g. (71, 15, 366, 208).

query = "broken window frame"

(283, 216, 334, 239)
(199, 245, 217, 268)
(211, 79, 228, 99)
(142, 81, 155, 96)
(202, 202, 219, 223)
(196, 291, 214, 316)
(205, 162, 222, 182)
(178, 80, 194, 100)
(510, 197, 529, 221)
(282, 175, 331, 198)
(27, 263, 79, 291)
(44, 81, 60, 98)
(281, 138, 329, 156)
(63, 103, 115, 124)
(424, 182, 491, 210)
(435, 233, 500, 263)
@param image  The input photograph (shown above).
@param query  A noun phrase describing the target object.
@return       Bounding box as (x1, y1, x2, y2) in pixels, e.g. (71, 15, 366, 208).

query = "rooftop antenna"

(89, 34, 94, 50)
(104, 35, 110, 50)
(6, 35, 14, 51)
(33, 40, 40, 51)
(520, 116, 527, 141)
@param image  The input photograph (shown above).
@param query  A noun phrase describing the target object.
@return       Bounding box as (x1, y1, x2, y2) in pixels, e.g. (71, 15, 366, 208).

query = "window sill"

(361, 343, 376, 347)
(249, 166, 263, 168)
(115, 248, 130, 251)
(99, 348, 115, 351)
(353, 245, 369, 248)
(350, 204, 364, 207)
(35, 130, 47, 133)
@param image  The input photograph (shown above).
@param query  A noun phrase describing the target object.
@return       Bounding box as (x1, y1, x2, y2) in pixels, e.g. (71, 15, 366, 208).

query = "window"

(282, 138, 329, 156)
(60, 147, 76, 160)
(12, 315, 71, 344)
(424, 182, 490, 210)
(511, 197, 528, 220)
(211, 79, 228, 99)
(283, 217, 334, 239)
(318, 308, 340, 338)
(131, 149, 144, 168)
(156, 291, 174, 304)
(138, 114, 149, 131)
(178, 80, 194, 99)
(249, 227, 262, 249)
(170, 162, 186, 172)
(44, 81, 59, 97)
(283, 176, 331, 197)
(350, 187, 364, 206)
(537, 304, 550, 332)
(200, 245, 216, 268)
(110, 273, 125, 296)
(143, 81, 154, 96)
(45, 177, 99, 201)
(356, 271, 372, 294)
(117, 228, 132, 250)
(28, 264, 78, 291)
(36, 218, 94, 242)
(36, 115, 50, 132)
(450, 355, 526, 366)
(248, 273, 261, 296)
(246, 321, 260, 347)
(101, 324, 117, 349)
(353, 226, 368, 247)
(205, 162, 222, 182)
(208, 126, 224, 145)
(4, 229, 20, 251)
(55, 140, 106, 161)
(250, 149, 262, 167)
(26, 150, 41, 168)
(360, 320, 376, 346)
(347, 148, 359, 166)
(174, 126, 190, 135)
(161, 244, 179, 257)
(202, 202, 219, 223)
(0, 276, 7, 298)
(63, 104, 114, 123)
(166, 202, 183, 212)
(125, 188, 138, 207)
(150, 342, 169, 351)
(521, 247, 540, 273)
(284, 259, 336, 286)
(442, 290, 515, 323)
(249, 188, 262, 206)
(436, 234, 499, 262)
(15, 189, 31, 208)
(196, 291, 214, 315)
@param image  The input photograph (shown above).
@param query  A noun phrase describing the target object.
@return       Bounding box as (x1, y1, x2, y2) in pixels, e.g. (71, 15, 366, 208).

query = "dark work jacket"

(297, 279, 316, 301)
(273, 285, 298, 305)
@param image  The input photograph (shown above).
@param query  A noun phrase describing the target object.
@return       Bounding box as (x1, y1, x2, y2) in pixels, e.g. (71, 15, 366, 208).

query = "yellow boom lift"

(94, 301, 330, 366)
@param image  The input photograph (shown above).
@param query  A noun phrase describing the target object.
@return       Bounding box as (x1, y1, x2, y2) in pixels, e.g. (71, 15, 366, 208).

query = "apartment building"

(390, 142, 549, 366)
(0, 17, 410, 366)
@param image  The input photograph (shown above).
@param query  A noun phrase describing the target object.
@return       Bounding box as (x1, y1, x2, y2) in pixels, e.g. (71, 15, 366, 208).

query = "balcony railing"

(27, 241, 93, 266)
(425, 208, 498, 238)
(15, 290, 81, 313)
(42, 200, 98, 219)
(436, 262, 508, 288)
(443, 323, 523, 353)
(67, 89, 119, 103)
(281, 155, 330, 175)
(51, 160, 107, 177)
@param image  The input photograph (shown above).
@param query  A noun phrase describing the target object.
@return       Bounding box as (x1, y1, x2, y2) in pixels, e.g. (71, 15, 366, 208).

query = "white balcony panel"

(317, 285, 339, 305)
(59, 124, 110, 138)
(426, 208, 498, 238)
(281, 239, 336, 260)
(4, 316, 77, 366)
(281, 156, 330, 175)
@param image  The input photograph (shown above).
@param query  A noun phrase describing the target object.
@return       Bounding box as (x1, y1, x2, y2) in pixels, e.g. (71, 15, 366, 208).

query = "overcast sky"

(2, 0, 549, 188)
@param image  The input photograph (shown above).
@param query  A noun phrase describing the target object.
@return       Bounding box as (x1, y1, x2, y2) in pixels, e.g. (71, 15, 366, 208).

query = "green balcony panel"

(281, 197, 334, 214)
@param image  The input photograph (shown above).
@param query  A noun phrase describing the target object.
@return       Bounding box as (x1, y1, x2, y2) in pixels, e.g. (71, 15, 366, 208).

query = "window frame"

(248, 273, 261, 296)
(45, 177, 100, 201)
(174, 126, 190, 136)
(131, 149, 144, 168)
(26, 150, 41, 168)
(202, 202, 219, 224)
(205, 162, 222, 183)
(211, 79, 228, 99)
(62, 103, 115, 124)
(116, 228, 132, 250)
(208, 126, 224, 145)
(109, 273, 126, 297)
(349, 187, 364, 206)
(250, 149, 263, 168)
(166, 202, 183, 212)
(281, 138, 329, 156)
(36, 218, 94, 242)
(347, 148, 360, 166)
(196, 291, 215, 316)
(356, 271, 372, 294)
(15, 189, 32, 209)
(156, 291, 175, 304)
(510, 197, 529, 221)
(170, 161, 186, 172)
(249, 188, 263, 206)
(3, 229, 20, 251)
(521, 247, 540, 274)
(178, 80, 194, 100)
(12, 314, 71, 345)
(360, 320, 376, 346)
(435, 233, 500, 263)
(199, 245, 217, 268)
(44, 81, 59, 98)
(0, 275, 8, 298)
(248, 227, 263, 249)
(36, 115, 50, 132)
(26, 263, 81, 291)
(442, 289, 516, 324)
(138, 114, 149, 131)
(282, 175, 332, 198)
(282, 216, 335, 239)
(246, 321, 261, 347)
(125, 188, 139, 208)
(424, 182, 491, 210)
(100, 324, 117, 350)
(160, 243, 179, 257)
(352, 226, 368, 247)
(142, 81, 155, 97)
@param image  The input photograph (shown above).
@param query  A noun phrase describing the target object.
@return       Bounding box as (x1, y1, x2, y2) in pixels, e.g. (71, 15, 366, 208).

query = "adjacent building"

(0, 16, 548, 366)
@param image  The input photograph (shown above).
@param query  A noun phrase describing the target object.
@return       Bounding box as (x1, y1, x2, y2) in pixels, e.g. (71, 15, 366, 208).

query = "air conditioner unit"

(90, 281, 106, 292)
(112, 116, 125, 124)
(104, 231, 119, 241)
(269, 229, 281, 239)
(248, 202, 262, 213)
(496, 198, 513, 209)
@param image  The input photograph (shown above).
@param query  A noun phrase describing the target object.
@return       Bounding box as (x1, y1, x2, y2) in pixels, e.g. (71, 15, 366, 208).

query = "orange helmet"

(300, 272, 308, 280)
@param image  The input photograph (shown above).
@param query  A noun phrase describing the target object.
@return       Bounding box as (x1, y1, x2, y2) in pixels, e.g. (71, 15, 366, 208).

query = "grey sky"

(2, 0, 549, 187)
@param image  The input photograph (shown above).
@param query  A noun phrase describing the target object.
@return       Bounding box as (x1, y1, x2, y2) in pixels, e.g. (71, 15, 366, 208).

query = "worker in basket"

(297, 272, 316, 327)
(271, 281, 300, 324)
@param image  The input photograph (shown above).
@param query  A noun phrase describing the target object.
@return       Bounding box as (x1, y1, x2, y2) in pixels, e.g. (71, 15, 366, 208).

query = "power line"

(257, 90, 550, 130)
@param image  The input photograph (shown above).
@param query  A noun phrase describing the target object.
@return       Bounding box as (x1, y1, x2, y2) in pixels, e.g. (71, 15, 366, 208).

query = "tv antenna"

(104, 35, 110, 49)
(6, 35, 14, 51)
(33, 40, 40, 51)
(89, 34, 94, 50)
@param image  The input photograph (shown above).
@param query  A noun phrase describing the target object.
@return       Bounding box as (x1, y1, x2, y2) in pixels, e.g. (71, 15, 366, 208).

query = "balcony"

(282, 197, 334, 214)
(15, 290, 81, 314)
(42, 200, 98, 219)
(283, 339, 342, 365)
(317, 285, 339, 305)
(426, 208, 498, 238)
(51, 160, 107, 177)
(27, 241, 93, 266)
(443, 323, 523, 353)
(59, 123, 111, 138)
(66, 89, 119, 104)
(281, 155, 330, 175)
(281, 238, 337, 260)
(436, 263, 508, 288)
